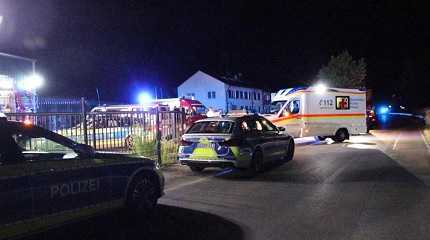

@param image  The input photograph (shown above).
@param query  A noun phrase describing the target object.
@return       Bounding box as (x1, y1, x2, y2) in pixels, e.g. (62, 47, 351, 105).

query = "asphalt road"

(27, 129, 430, 240)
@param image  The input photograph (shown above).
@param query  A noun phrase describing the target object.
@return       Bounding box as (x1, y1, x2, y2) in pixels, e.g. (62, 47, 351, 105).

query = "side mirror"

(277, 126, 286, 132)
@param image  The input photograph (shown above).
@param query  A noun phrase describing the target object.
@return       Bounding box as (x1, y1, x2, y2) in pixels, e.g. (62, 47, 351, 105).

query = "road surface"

(26, 129, 430, 240)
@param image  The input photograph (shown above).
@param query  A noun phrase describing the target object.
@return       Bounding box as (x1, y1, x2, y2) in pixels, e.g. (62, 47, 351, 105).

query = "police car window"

(12, 134, 74, 154)
(240, 121, 250, 132)
(247, 120, 263, 132)
(259, 119, 277, 132)
(187, 121, 234, 134)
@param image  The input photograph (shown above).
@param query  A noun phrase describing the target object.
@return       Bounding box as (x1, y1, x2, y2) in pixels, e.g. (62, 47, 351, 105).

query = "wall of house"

(225, 85, 267, 112)
(177, 71, 227, 112)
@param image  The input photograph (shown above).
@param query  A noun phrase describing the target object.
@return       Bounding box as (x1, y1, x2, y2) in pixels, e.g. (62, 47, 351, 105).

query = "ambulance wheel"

(334, 129, 349, 142)
(189, 166, 205, 172)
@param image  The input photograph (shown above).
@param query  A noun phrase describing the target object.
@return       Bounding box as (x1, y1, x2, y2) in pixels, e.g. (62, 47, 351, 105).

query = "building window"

(229, 90, 233, 98)
(236, 90, 239, 99)
(244, 92, 248, 99)
(208, 91, 216, 99)
(257, 93, 261, 100)
(240, 91, 243, 99)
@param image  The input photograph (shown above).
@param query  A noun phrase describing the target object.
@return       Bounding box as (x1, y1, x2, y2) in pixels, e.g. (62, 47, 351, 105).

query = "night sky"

(0, 0, 428, 108)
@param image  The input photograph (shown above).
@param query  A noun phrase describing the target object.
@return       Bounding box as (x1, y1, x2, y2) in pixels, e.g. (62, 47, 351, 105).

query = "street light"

(17, 73, 44, 91)
(138, 92, 152, 104)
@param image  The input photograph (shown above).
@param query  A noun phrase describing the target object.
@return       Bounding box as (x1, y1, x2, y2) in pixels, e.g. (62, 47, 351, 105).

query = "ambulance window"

(288, 100, 300, 114)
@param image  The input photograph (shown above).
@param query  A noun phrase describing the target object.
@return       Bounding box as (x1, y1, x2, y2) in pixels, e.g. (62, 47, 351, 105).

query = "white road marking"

(392, 132, 401, 150)
(420, 131, 430, 154)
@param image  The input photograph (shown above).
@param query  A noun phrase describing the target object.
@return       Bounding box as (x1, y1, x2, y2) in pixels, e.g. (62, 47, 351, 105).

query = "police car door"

(16, 134, 96, 218)
(0, 145, 33, 236)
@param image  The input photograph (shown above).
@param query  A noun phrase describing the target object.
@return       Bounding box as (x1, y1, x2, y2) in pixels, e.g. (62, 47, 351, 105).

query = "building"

(0, 53, 37, 113)
(177, 70, 271, 113)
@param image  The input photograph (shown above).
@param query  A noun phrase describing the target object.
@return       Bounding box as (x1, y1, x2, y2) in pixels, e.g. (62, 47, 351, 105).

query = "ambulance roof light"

(314, 83, 327, 94)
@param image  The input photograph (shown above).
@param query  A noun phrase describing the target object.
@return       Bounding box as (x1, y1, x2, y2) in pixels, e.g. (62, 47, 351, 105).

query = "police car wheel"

(127, 174, 158, 214)
(284, 139, 295, 162)
(252, 150, 264, 173)
(189, 166, 205, 172)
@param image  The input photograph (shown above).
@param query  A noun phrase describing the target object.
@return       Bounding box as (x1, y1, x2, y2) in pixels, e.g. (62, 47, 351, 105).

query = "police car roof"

(195, 114, 258, 123)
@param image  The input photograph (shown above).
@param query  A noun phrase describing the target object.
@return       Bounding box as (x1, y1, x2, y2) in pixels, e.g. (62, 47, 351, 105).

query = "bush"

(132, 136, 179, 166)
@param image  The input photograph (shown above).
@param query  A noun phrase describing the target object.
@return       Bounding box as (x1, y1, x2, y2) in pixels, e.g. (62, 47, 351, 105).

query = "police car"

(178, 114, 295, 173)
(0, 115, 164, 239)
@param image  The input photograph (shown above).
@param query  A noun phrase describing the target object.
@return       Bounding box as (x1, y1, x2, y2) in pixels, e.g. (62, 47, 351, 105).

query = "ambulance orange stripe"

(271, 113, 365, 123)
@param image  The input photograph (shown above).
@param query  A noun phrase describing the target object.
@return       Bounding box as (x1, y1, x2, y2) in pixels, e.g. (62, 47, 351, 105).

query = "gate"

(5, 103, 187, 165)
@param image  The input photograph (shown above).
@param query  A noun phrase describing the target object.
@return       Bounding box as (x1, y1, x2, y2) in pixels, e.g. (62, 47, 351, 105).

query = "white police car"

(0, 117, 164, 239)
(178, 114, 295, 173)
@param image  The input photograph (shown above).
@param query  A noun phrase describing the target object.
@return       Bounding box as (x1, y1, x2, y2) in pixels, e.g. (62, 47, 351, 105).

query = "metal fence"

(5, 107, 186, 165)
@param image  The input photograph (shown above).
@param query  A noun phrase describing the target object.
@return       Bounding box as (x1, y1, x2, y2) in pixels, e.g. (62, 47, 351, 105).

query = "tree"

(317, 50, 367, 88)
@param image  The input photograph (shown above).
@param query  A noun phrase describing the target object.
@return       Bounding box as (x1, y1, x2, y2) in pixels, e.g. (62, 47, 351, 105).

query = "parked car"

(178, 114, 295, 173)
(0, 117, 164, 239)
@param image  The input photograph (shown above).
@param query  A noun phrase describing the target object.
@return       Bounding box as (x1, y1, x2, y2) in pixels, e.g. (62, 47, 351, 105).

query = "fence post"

(181, 108, 186, 134)
(155, 108, 162, 166)
(173, 110, 177, 138)
(81, 97, 88, 145)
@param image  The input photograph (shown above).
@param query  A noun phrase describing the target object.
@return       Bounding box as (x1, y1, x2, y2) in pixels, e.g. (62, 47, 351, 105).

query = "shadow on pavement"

(24, 204, 244, 240)
(216, 148, 426, 187)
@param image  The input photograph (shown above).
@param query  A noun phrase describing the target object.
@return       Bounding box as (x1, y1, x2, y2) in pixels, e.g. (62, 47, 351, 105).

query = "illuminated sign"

(336, 96, 350, 110)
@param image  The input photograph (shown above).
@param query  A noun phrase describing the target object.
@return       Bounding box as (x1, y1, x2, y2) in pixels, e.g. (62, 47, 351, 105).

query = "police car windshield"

(187, 121, 234, 134)
(270, 101, 286, 113)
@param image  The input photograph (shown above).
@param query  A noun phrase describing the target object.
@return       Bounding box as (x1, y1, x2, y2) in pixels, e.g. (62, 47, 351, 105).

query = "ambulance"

(267, 86, 367, 142)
